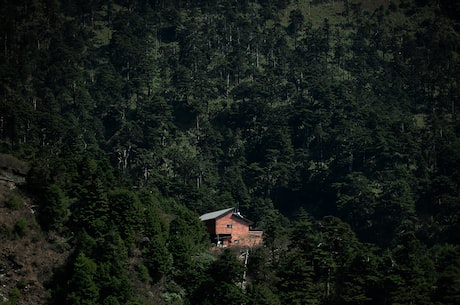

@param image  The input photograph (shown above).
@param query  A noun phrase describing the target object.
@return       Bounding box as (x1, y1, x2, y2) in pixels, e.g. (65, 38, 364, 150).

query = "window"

(227, 224, 232, 228)
(234, 240, 239, 244)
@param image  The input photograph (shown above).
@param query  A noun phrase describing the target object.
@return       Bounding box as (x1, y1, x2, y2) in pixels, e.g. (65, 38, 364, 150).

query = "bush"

(5, 287, 20, 305)
(13, 219, 27, 237)
(136, 263, 151, 283)
(6, 195, 22, 209)
(17, 278, 28, 289)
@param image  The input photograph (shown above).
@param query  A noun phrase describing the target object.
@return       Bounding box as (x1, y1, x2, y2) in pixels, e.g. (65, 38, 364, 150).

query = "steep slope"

(0, 156, 70, 305)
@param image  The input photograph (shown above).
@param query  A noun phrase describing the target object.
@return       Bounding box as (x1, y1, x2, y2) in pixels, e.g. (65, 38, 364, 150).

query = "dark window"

(227, 224, 232, 228)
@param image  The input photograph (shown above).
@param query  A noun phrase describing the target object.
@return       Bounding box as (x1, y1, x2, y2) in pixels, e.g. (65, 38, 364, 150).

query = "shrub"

(136, 263, 151, 283)
(5, 287, 20, 305)
(6, 195, 22, 209)
(17, 278, 27, 289)
(13, 219, 27, 237)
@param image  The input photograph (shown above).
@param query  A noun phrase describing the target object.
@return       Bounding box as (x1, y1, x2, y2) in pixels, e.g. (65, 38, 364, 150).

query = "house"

(199, 207, 263, 247)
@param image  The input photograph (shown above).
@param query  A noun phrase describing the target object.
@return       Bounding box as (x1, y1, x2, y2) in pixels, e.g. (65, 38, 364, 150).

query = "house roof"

(199, 207, 234, 221)
(199, 207, 255, 226)
(232, 211, 254, 225)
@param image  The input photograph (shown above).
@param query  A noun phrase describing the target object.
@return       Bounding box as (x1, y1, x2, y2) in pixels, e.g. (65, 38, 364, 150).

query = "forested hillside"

(1, 0, 460, 304)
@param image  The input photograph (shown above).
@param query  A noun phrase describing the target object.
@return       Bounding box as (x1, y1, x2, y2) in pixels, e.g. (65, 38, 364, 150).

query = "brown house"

(199, 207, 263, 247)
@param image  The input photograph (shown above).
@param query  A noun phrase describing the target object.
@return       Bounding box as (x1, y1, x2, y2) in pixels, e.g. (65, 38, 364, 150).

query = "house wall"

(215, 212, 245, 236)
(205, 219, 216, 234)
(213, 213, 263, 247)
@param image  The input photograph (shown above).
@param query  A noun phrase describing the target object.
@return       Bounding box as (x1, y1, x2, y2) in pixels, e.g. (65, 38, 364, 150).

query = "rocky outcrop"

(0, 154, 28, 194)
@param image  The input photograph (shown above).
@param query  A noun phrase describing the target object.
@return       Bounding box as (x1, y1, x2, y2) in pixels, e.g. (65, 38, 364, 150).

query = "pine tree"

(66, 253, 100, 305)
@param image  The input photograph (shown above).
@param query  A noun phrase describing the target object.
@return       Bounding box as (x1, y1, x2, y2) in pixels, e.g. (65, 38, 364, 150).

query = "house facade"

(199, 207, 263, 247)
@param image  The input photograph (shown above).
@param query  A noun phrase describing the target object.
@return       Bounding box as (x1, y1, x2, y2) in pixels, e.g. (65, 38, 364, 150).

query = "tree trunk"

(4, 34, 7, 59)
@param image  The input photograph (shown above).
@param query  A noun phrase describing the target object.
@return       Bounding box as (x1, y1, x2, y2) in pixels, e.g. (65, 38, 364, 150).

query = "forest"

(1, 0, 460, 304)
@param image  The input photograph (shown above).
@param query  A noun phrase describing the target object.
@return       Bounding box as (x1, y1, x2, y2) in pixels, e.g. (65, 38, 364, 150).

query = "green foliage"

(431, 244, 460, 304)
(277, 250, 319, 305)
(247, 284, 281, 305)
(163, 281, 186, 305)
(107, 188, 143, 245)
(4, 287, 21, 305)
(5, 195, 22, 209)
(66, 253, 99, 305)
(135, 264, 151, 283)
(1, 0, 460, 304)
(70, 168, 110, 237)
(210, 249, 245, 283)
(96, 260, 133, 305)
(168, 205, 209, 271)
(192, 249, 247, 305)
(247, 247, 276, 285)
(16, 278, 27, 290)
(38, 184, 70, 231)
(144, 235, 173, 278)
(13, 219, 27, 237)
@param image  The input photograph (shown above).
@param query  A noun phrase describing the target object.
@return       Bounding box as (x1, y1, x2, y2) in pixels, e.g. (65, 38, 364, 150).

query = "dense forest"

(1, 0, 460, 304)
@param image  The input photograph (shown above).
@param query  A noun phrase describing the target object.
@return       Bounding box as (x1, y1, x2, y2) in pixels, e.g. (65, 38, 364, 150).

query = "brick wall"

(214, 213, 263, 247)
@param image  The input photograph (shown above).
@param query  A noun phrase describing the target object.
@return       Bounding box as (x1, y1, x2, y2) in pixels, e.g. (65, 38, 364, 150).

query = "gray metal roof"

(199, 207, 234, 221)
